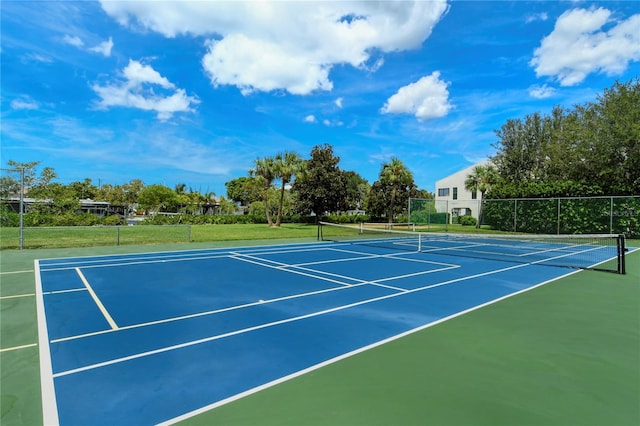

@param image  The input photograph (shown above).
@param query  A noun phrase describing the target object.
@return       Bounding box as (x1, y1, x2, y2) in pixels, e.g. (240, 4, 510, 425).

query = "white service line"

(53, 260, 534, 378)
(75, 268, 119, 330)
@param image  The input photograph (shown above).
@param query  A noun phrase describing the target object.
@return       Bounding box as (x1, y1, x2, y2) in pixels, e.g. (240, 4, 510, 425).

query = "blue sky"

(2, 1, 639, 197)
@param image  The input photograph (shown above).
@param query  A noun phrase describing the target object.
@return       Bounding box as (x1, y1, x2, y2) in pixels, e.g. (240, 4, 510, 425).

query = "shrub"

(457, 215, 477, 226)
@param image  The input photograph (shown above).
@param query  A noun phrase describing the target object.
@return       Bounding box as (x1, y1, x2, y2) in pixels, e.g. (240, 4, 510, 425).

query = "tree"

(273, 151, 303, 227)
(464, 164, 498, 228)
(378, 158, 414, 224)
(251, 156, 277, 226)
(576, 79, 640, 194)
(137, 184, 179, 213)
(342, 171, 370, 211)
(225, 176, 262, 206)
(293, 144, 346, 218)
(4, 160, 56, 195)
(68, 179, 97, 200)
(491, 79, 639, 196)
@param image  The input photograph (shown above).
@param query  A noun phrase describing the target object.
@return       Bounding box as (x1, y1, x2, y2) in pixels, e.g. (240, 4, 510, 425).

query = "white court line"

(159, 267, 583, 426)
(43, 287, 86, 295)
(50, 282, 376, 344)
(53, 260, 537, 378)
(0, 343, 38, 353)
(37, 242, 325, 270)
(52, 248, 436, 344)
(39, 252, 232, 272)
(232, 252, 409, 291)
(39, 244, 347, 272)
(75, 268, 119, 330)
(0, 293, 35, 300)
(230, 253, 357, 287)
(0, 269, 34, 275)
(34, 259, 59, 426)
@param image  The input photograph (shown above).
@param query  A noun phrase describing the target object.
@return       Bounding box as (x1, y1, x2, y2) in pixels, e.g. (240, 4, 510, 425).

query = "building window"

(453, 187, 458, 200)
(438, 188, 449, 197)
(471, 190, 477, 200)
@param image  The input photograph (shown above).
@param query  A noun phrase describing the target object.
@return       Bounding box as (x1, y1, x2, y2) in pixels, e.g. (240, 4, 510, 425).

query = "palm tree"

(379, 157, 414, 224)
(464, 164, 498, 228)
(273, 151, 303, 227)
(251, 156, 277, 226)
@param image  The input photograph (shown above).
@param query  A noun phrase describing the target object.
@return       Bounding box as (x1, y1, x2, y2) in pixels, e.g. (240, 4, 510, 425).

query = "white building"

(434, 162, 489, 222)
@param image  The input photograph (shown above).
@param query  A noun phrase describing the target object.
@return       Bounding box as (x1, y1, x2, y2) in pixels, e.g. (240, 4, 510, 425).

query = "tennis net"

(318, 222, 627, 274)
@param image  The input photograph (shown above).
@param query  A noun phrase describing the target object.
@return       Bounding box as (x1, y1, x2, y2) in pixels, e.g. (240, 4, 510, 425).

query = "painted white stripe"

(0, 269, 34, 275)
(75, 268, 118, 330)
(50, 282, 374, 344)
(158, 268, 582, 426)
(34, 259, 59, 425)
(44, 287, 87, 295)
(0, 343, 37, 353)
(53, 261, 534, 378)
(0, 293, 35, 300)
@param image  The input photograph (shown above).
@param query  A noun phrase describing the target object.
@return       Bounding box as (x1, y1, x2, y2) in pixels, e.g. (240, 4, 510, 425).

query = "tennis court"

(35, 228, 630, 425)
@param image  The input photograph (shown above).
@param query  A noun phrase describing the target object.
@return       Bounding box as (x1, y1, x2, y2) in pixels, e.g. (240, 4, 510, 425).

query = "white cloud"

(63, 34, 83, 47)
(381, 71, 452, 121)
(323, 119, 344, 127)
(100, 0, 449, 95)
(63, 33, 113, 57)
(304, 115, 317, 123)
(529, 84, 556, 99)
(526, 12, 548, 23)
(89, 37, 113, 57)
(11, 97, 39, 110)
(530, 8, 640, 86)
(335, 97, 343, 108)
(202, 35, 333, 95)
(92, 59, 198, 121)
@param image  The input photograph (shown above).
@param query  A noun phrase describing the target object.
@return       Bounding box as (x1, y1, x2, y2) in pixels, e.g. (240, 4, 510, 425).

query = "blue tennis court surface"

(35, 238, 622, 425)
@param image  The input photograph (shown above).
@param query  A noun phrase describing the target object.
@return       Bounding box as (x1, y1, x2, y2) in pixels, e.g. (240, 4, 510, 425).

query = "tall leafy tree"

(576, 79, 640, 194)
(293, 144, 345, 217)
(137, 184, 179, 213)
(491, 79, 639, 196)
(378, 157, 414, 224)
(464, 164, 499, 228)
(68, 178, 97, 200)
(251, 156, 277, 226)
(273, 151, 303, 227)
(342, 171, 370, 211)
(4, 160, 56, 196)
(225, 176, 262, 206)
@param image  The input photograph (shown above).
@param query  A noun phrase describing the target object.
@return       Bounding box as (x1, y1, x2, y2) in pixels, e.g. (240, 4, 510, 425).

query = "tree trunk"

(263, 184, 273, 226)
(275, 181, 285, 227)
(388, 187, 396, 224)
(476, 191, 485, 229)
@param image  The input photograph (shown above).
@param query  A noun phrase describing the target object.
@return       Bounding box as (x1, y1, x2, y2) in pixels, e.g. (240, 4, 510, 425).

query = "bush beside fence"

(482, 196, 639, 236)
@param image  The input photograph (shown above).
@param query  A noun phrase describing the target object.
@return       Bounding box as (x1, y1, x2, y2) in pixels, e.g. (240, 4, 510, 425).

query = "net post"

(417, 233, 422, 252)
(617, 234, 626, 275)
(317, 222, 322, 241)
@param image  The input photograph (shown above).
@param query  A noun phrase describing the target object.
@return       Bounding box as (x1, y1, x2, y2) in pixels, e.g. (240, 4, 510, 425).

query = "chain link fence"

(409, 196, 639, 236)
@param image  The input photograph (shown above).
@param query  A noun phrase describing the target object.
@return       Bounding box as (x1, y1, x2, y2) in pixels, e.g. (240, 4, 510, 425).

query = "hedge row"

(1, 211, 125, 227)
(482, 197, 639, 236)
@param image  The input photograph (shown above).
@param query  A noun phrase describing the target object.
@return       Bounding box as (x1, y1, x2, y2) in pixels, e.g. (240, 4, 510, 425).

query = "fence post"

(610, 197, 614, 234)
(116, 226, 120, 246)
(557, 198, 561, 235)
(188, 224, 191, 242)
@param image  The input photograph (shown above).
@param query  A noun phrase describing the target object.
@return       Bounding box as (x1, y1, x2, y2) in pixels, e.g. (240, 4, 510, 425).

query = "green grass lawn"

(1, 237, 638, 426)
(0, 223, 319, 250)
